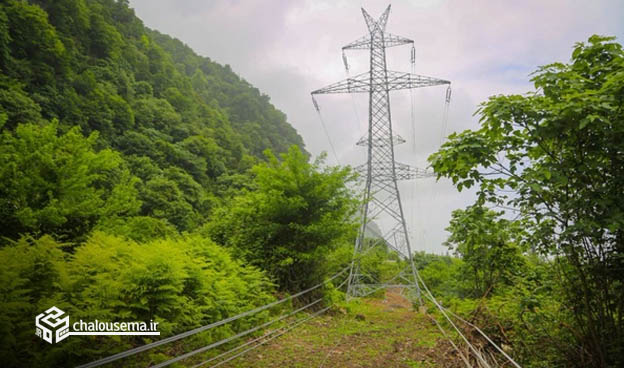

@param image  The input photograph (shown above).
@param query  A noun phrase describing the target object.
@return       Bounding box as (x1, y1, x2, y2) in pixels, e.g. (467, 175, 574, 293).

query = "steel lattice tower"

(311, 5, 450, 300)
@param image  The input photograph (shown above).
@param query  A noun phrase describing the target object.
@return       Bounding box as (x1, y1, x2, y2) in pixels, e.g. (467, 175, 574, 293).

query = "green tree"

(0, 122, 140, 240)
(206, 146, 358, 292)
(444, 206, 526, 297)
(3, 1, 66, 86)
(429, 36, 624, 367)
(140, 175, 198, 231)
(0, 78, 42, 130)
(132, 97, 181, 132)
(418, 255, 467, 299)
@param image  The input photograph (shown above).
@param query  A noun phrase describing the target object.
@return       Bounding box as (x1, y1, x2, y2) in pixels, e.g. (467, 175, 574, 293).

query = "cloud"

(129, 0, 624, 253)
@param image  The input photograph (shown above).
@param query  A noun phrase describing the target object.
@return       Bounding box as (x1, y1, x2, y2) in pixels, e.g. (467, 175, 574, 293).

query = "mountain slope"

(0, 0, 305, 236)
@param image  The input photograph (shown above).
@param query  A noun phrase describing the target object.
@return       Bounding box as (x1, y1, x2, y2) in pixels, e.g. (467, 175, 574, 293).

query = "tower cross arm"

(342, 35, 371, 50)
(311, 72, 370, 94)
(386, 70, 450, 91)
(311, 70, 450, 95)
(342, 33, 413, 51)
(383, 33, 414, 48)
(352, 162, 435, 181)
(395, 162, 436, 180)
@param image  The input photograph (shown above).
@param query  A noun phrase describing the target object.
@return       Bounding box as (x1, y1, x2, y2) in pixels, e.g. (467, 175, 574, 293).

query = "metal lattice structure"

(311, 5, 450, 300)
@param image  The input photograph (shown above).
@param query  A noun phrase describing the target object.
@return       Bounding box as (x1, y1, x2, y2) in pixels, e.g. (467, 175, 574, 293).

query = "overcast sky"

(129, 0, 624, 253)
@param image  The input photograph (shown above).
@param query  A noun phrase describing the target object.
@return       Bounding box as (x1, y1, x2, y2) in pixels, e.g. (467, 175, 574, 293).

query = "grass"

(210, 289, 465, 368)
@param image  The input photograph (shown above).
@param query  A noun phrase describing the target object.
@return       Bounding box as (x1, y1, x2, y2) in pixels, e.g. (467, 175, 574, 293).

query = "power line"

(191, 325, 281, 368)
(342, 49, 365, 133)
(438, 303, 522, 368)
(210, 306, 332, 368)
(440, 85, 452, 145)
(158, 276, 350, 368)
(77, 266, 350, 368)
(312, 95, 341, 165)
(154, 298, 324, 367)
(193, 276, 349, 368)
(410, 249, 521, 367)
(425, 313, 472, 368)
(415, 272, 492, 367)
(410, 44, 417, 153)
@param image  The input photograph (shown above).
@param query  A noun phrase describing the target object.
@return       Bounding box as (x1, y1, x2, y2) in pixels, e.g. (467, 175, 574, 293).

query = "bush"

(0, 233, 275, 367)
(205, 146, 359, 293)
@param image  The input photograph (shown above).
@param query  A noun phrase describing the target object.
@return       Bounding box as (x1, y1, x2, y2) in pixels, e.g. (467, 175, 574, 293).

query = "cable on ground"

(425, 312, 472, 368)
(439, 303, 522, 368)
(416, 272, 492, 367)
(209, 306, 332, 368)
(78, 266, 350, 368)
(157, 276, 350, 368)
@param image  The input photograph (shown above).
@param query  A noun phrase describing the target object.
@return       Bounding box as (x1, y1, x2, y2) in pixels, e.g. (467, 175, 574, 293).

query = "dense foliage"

(0, 122, 140, 241)
(444, 206, 526, 297)
(0, 0, 305, 239)
(0, 1, 359, 367)
(429, 36, 624, 367)
(0, 233, 274, 367)
(417, 250, 572, 367)
(205, 146, 359, 293)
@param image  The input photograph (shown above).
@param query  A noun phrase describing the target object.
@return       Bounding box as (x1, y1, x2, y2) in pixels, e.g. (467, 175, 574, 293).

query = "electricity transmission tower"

(311, 5, 451, 300)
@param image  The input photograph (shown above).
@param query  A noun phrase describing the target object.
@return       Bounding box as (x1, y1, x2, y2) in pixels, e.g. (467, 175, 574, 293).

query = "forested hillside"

(0, 0, 305, 240)
(0, 1, 360, 367)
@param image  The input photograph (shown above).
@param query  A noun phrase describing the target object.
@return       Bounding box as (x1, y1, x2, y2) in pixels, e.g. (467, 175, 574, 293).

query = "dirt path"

(223, 289, 464, 368)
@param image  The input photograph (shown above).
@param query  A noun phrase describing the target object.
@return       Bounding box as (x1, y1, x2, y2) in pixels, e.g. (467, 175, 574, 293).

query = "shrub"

(0, 233, 274, 367)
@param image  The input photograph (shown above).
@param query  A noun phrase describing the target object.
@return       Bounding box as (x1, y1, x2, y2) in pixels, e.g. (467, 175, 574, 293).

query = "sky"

(129, 0, 624, 253)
